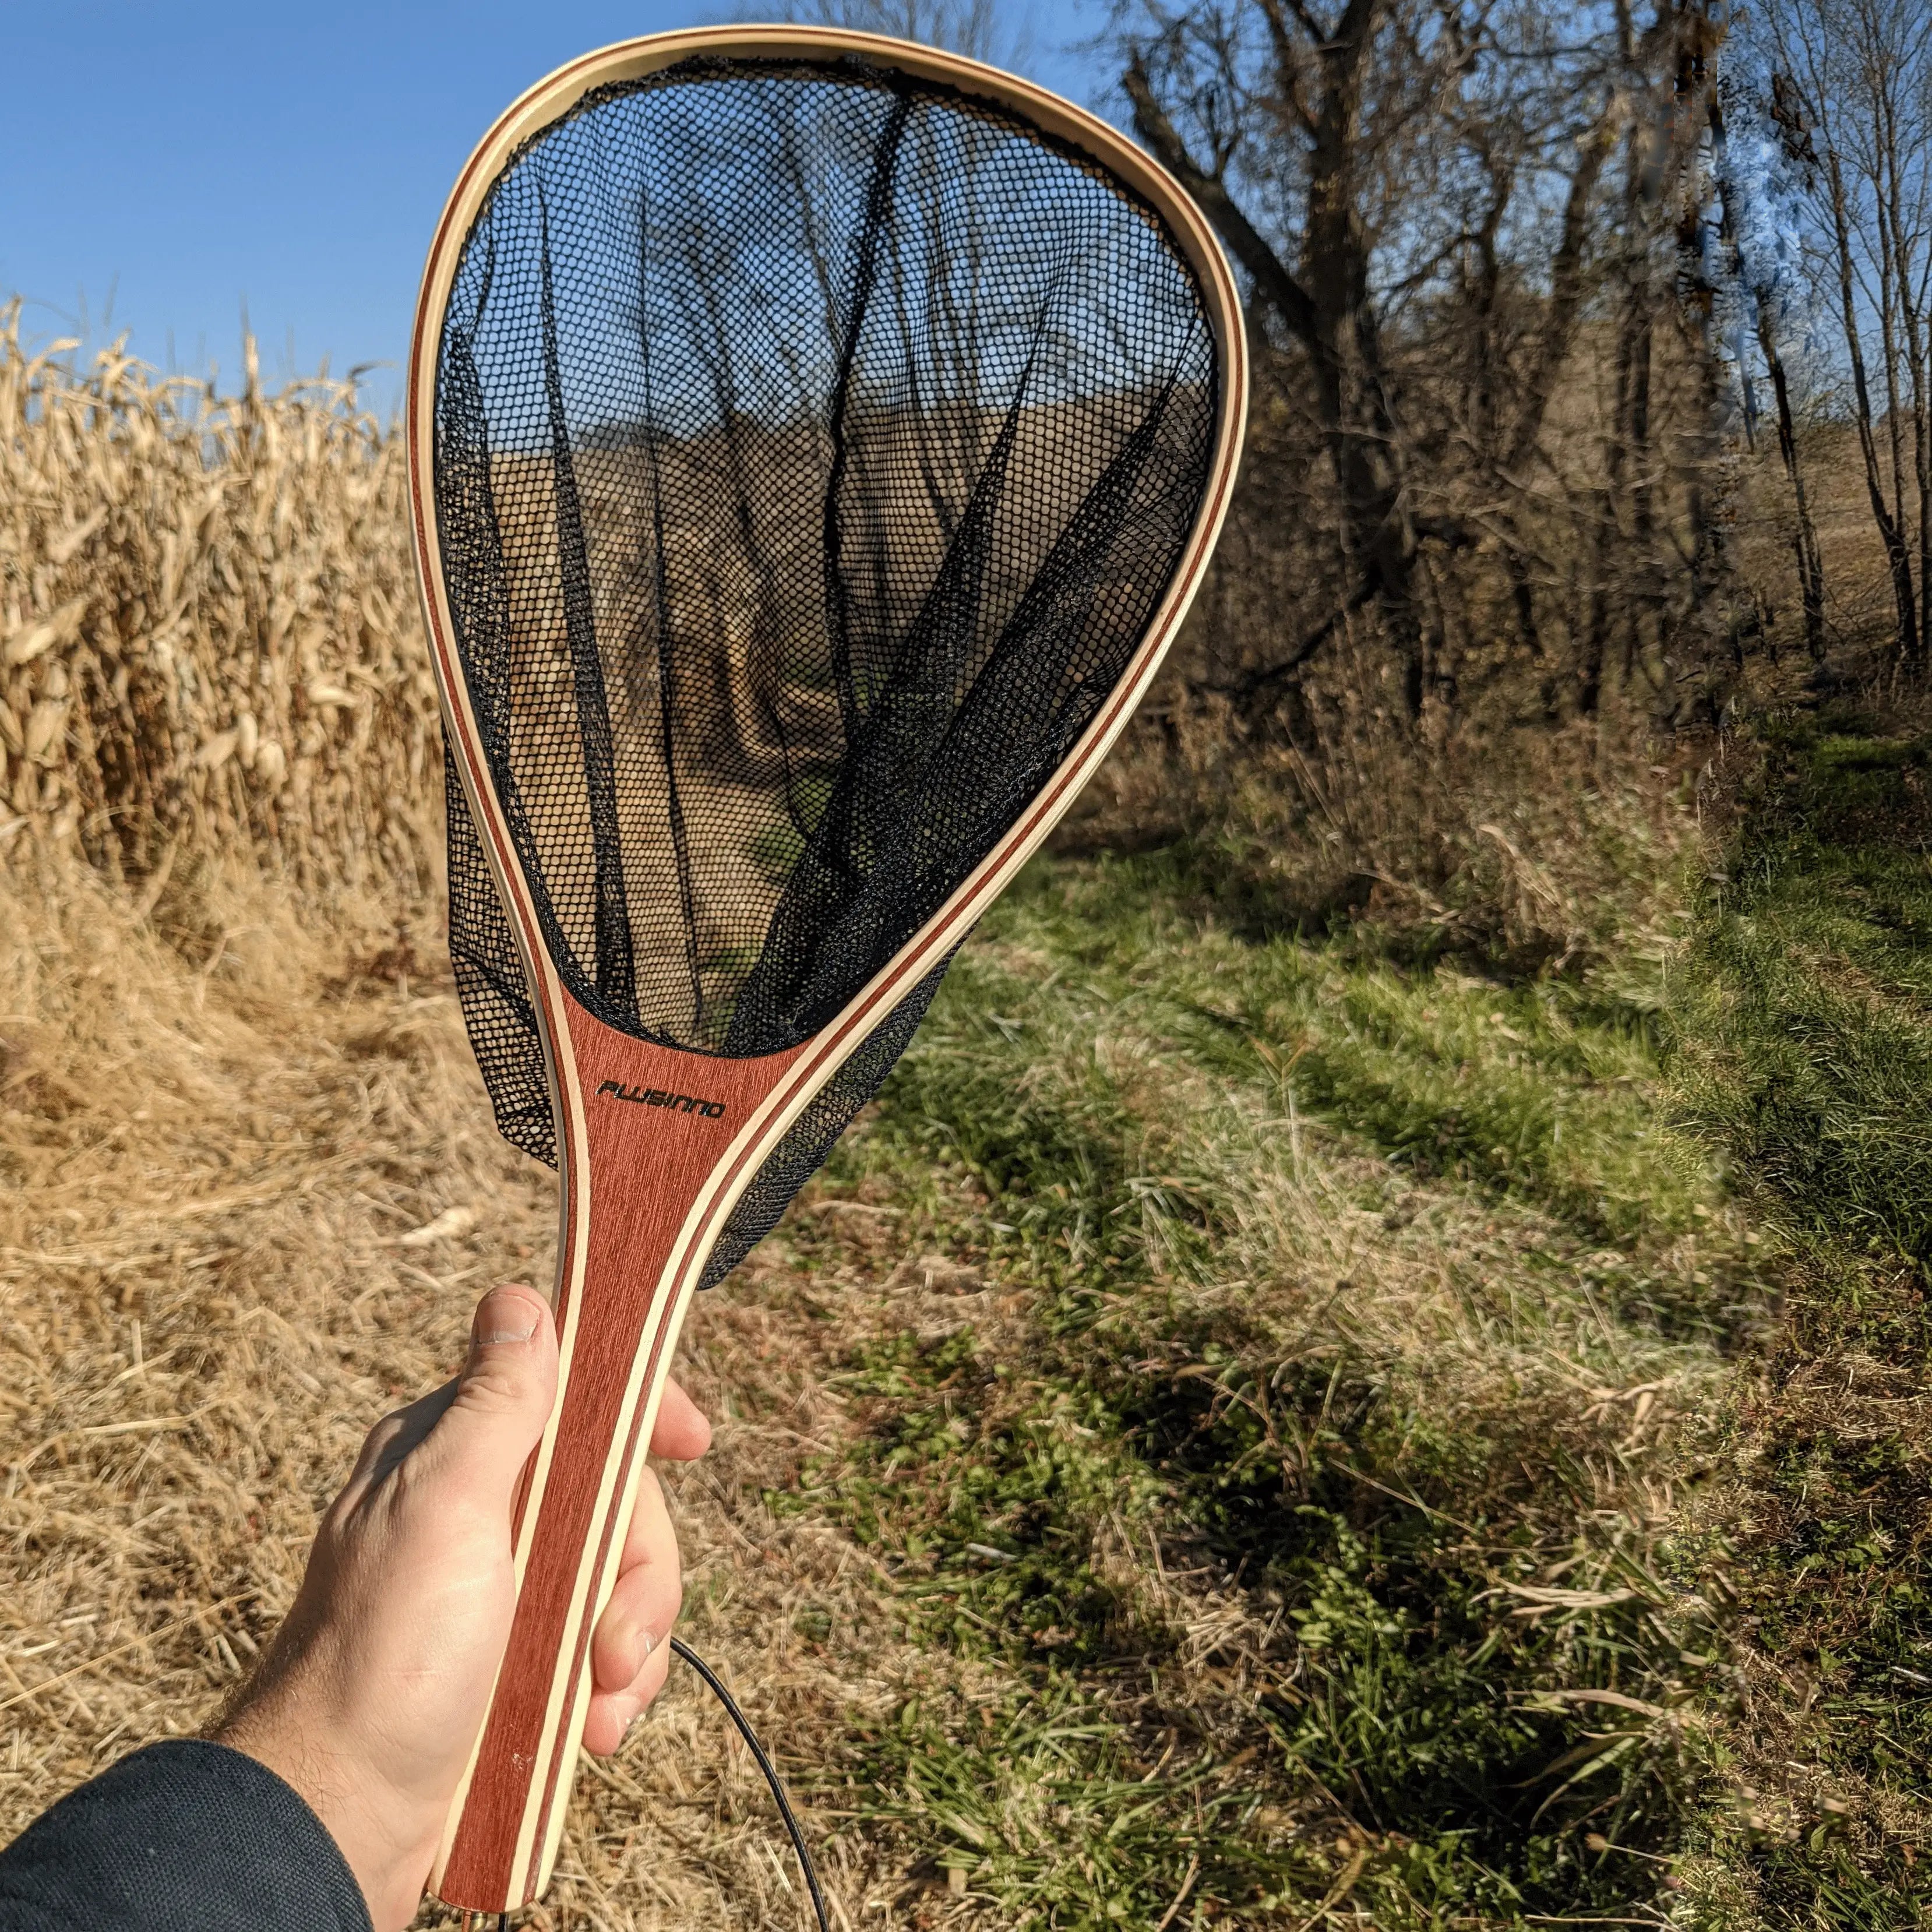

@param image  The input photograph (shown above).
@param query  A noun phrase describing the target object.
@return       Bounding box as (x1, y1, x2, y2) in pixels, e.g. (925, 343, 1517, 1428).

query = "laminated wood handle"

(431, 997, 804, 1913)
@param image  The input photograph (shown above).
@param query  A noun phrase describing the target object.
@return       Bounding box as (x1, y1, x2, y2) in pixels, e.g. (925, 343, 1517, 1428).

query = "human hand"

(216, 1284, 710, 1931)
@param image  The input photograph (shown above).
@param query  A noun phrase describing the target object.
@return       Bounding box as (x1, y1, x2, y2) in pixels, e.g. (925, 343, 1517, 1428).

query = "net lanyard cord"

(491, 1638, 831, 1932)
(668, 1637, 833, 1932)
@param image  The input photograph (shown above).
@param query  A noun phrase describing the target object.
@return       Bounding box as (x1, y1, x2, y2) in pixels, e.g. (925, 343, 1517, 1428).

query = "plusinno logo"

(595, 1081, 727, 1121)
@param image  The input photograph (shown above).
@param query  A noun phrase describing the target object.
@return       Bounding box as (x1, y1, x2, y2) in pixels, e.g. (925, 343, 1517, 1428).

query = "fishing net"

(432, 52, 1218, 1285)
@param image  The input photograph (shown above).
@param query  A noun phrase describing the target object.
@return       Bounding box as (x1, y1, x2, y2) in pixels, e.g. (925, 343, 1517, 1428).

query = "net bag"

(433, 52, 1219, 1284)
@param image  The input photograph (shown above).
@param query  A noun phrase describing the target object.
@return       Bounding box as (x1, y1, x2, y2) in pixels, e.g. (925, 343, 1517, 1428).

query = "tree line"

(796, 0, 1932, 738)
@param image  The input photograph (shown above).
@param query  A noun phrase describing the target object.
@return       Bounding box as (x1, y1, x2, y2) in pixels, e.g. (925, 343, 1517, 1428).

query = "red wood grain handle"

(431, 1002, 802, 1913)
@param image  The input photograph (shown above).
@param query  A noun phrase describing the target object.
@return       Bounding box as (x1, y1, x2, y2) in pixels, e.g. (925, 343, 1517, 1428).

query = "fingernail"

(474, 1288, 540, 1348)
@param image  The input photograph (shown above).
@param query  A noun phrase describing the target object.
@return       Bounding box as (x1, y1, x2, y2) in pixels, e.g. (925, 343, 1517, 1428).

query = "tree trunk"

(1823, 144, 1919, 662)
(1757, 313, 1829, 662)
(1124, 6, 1430, 720)
(1712, 75, 1829, 664)
(1581, 281, 1652, 718)
(1884, 128, 1932, 671)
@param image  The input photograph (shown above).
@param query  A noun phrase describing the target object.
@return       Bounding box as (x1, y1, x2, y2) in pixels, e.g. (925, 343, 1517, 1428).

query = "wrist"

(216, 1698, 445, 1931)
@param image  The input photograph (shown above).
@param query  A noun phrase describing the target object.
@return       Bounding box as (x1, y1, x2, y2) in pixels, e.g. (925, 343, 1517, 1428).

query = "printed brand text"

(595, 1080, 727, 1120)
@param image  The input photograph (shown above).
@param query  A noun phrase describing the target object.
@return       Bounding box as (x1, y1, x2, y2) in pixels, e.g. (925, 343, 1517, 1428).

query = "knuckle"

(457, 1360, 537, 1414)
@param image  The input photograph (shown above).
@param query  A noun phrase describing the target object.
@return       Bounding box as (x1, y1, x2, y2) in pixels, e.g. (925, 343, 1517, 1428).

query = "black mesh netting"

(433, 52, 1218, 1283)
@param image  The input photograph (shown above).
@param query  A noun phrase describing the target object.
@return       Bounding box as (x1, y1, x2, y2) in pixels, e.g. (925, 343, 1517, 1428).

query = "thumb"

(431, 1285, 559, 1497)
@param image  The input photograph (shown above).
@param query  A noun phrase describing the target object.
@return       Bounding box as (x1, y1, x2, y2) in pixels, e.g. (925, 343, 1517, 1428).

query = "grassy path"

(724, 847, 1754, 1926)
(8, 720, 1931, 1927)
(745, 725, 1932, 1927)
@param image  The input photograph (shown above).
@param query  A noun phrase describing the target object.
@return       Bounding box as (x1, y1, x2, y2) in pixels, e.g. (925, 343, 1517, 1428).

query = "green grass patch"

(1679, 729, 1932, 1282)
(842, 1677, 1318, 1928)
(788, 848, 1742, 1924)
(1666, 714, 1932, 1920)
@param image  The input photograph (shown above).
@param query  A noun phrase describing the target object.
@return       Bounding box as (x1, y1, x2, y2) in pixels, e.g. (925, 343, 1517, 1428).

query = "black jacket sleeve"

(0, 1739, 372, 1932)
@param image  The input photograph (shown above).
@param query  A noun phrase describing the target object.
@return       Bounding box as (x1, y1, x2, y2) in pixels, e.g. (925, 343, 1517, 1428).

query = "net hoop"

(407, 26, 1248, 1367)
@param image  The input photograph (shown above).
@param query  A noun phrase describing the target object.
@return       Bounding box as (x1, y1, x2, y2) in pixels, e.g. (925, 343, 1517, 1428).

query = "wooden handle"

(431, 999, 802, 1912)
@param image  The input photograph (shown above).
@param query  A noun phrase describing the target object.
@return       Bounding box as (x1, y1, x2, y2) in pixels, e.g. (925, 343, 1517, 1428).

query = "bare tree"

(1112, 0, 1725, 724)
(1713, 66, 1829, 663)
(1121, 0, 1442, 716)
(1750, 0, 1932, 670)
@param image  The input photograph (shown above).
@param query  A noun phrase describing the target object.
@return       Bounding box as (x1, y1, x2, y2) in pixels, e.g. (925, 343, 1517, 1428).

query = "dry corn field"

(0, 323, 965, 1928)
(0, 304, 438, 889)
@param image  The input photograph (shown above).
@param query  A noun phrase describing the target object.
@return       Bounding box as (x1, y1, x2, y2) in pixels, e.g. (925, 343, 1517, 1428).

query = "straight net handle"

(432, 1003, 803, 1912)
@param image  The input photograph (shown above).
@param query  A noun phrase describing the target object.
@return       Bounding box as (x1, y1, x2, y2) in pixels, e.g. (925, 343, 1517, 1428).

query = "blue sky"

(1, 1, 1105, 419)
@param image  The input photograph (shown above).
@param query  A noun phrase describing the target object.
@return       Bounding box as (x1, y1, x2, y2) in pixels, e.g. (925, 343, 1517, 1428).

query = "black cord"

(671, 1636, 832, 1932)
(490, 1644, 829, 1932)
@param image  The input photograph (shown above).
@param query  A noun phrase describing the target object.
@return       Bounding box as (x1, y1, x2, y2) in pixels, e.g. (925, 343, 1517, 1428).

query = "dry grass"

(0, 851, 926, 1930)
(1071, 685, 1708, 984)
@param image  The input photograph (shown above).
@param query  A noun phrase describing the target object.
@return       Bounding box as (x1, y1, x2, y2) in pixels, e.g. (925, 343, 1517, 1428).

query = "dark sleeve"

(0, 1739, 372, 1932)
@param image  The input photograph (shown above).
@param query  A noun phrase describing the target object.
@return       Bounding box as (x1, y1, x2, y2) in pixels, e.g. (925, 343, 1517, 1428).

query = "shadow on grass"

(1670, 711, 1932, 1924)
(784, 851, 1741, 1924)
